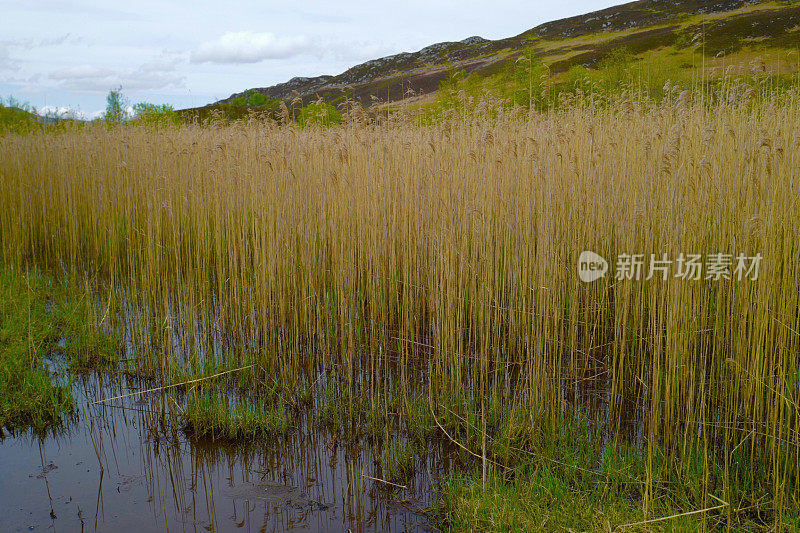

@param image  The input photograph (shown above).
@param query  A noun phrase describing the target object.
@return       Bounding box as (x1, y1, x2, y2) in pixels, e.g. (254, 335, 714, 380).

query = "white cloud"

(4, 0, 626, 112)
(191, 31, 312, 64)
(51, 65, 114, 80)
(49, 65, 117, 91)
(6, 34, 83, 50)
(48, 58, 185, 92)
(0, 43, 19, 71)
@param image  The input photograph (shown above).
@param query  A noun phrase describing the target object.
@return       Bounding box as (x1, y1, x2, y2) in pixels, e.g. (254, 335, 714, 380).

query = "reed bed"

(1, 89, 799, 527)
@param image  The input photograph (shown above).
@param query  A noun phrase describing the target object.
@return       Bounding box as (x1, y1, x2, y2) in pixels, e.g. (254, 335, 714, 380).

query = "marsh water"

(0, 370, 459, 532)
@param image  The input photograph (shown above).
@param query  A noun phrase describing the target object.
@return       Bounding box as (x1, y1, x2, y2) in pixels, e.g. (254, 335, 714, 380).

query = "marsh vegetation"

(2, 69, 800, 530)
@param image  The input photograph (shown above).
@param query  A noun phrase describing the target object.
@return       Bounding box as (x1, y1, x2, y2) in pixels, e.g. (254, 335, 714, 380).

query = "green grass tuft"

(183, 391, 291, 441)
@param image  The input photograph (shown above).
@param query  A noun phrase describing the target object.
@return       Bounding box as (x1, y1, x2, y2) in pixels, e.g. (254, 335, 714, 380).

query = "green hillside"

(183, 0, 800, 121)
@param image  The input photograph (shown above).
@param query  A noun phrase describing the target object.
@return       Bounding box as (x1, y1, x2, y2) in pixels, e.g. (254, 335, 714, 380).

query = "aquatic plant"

(184, 391, 290, 440)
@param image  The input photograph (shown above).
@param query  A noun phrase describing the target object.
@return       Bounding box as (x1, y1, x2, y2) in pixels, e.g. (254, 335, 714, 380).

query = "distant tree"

(247, 92, 279, 108)
(105, 87, 127, 124)
(131, 102, 181, 126)
(227, 91, 279, 109)
(229, 95, 248, 107)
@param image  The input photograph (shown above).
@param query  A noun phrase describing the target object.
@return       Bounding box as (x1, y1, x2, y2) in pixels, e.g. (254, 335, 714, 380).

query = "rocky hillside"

(189, 0, 800, 116)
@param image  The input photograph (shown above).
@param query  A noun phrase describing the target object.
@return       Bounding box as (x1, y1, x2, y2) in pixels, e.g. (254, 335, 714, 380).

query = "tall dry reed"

(1, 91, 799, 523)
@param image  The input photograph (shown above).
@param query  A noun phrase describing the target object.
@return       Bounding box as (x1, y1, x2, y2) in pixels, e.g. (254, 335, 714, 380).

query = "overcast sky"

(1, 0, 625, 118)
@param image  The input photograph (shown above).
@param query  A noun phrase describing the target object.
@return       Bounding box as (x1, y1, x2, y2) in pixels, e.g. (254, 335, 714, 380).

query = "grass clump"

(435, 413, 798, 531)
(56, 283, 121, 370)
(183, 391, 291, 441)
(381, 440, 417, 483)
(437, 470, 643, 532)
(0, 268, 123, 433)
(406, 394, 436, 445)
(0, 269, 72, 432)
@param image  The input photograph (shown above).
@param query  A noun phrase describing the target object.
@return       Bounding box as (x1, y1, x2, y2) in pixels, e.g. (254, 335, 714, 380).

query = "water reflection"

(0, 373, 453, 532)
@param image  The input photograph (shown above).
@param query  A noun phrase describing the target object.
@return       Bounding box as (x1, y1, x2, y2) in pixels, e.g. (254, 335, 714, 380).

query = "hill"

(184, 0, 800, 119)
(0, 103, 63, 135)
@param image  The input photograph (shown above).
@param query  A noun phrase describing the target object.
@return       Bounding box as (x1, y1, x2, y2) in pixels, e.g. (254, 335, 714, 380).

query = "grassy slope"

(183, 0, 800, 121)
(0, 105, 43, 135)
(0, 104, 81, 136)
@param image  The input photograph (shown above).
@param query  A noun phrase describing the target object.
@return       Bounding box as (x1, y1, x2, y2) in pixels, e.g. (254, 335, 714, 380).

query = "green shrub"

(296, 101, 342, 128)
(132, 102, 181, 126)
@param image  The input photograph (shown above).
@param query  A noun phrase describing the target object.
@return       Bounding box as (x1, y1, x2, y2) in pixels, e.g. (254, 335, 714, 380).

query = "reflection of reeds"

(2, 87, 799, 526)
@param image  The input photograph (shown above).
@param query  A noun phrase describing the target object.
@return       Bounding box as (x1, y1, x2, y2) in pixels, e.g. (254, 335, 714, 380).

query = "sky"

(1, 0, 626, 119)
